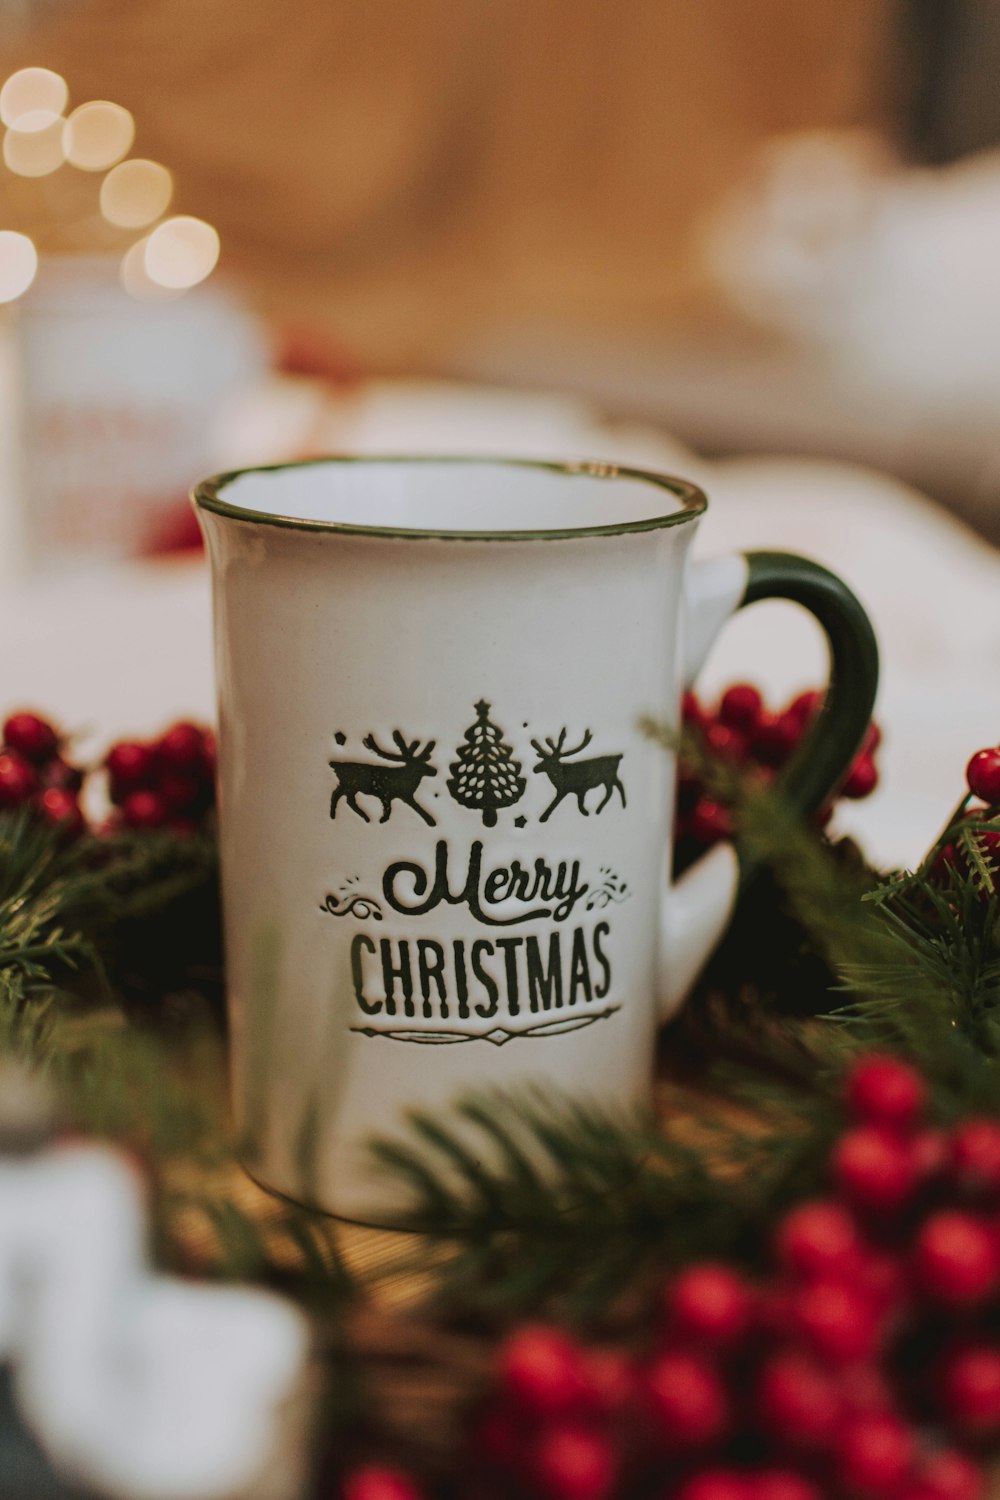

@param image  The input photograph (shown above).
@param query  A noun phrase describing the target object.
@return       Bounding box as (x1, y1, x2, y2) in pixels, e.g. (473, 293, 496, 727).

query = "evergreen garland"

(3, 707, 1000, 1494)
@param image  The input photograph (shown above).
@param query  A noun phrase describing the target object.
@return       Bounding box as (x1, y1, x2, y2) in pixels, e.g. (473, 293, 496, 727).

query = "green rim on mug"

(192, 454, 879, 888)
(192, 454, 708, 542)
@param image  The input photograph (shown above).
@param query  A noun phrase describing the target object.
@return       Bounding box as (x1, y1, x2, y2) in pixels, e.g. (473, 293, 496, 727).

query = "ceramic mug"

(194, 457, 878, 1222)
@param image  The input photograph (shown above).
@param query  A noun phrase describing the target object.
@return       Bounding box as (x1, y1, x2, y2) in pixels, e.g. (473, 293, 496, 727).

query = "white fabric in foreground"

(0, 1143, 309, 1500)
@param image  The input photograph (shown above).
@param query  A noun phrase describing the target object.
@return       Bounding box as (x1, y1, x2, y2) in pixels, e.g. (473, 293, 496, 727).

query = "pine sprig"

(366, 1083, 840, 1325)
(365, 752, 1000, 1320)
(0, 809, 355, 1298)
(0, 811, 219, 1010)
(0, 811, 98, 992)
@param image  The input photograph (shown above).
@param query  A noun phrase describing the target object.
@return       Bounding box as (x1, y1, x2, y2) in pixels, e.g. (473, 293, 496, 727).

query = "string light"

(143, 216, 219, 289)
(63, 102, 134, 172)
(119, 237, 181, 301)
(6, 106, 60, 134)
(3, 114, 66, 177)
(1, 66, 222, 298)
(0, 231, 38, 301)
(99, 158, 173, 228)
(0, 67, 67, 128)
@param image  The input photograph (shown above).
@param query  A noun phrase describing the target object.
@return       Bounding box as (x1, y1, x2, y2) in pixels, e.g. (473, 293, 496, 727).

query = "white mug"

(194, 457, 877, 1223)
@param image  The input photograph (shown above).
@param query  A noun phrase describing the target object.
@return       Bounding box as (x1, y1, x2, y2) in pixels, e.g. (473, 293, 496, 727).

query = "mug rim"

(192, 454, 708, 542)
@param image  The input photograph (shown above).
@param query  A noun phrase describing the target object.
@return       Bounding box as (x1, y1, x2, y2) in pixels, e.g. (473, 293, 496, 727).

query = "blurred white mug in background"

(8, 255, 264, 573)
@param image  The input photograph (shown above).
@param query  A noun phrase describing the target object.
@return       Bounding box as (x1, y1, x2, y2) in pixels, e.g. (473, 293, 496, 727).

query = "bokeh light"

(0, 231, 38, 302)
(3, 114, 66, 177)
(143, 216, 220, 289)
(119, 237, 182, 300)
(0, 68, 68, 128)
(63, 101, 134, 171)
(99, 158, 173, 228)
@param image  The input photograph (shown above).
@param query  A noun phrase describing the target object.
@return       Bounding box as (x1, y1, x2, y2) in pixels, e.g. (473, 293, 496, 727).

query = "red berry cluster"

(677, 687, 880, 858)
(105, 722, 216, 833)
(468, 1055, 1000, 1500)
(0, 708, 218, 840)
(0, 711, 85, 835)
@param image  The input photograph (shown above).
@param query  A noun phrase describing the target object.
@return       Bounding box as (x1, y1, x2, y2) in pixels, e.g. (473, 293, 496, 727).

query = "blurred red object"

(141, 497, 204, 557)
(272, 321, 364, 387)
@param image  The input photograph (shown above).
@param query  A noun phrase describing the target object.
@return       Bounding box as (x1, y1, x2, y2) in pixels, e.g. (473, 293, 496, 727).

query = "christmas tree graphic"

(447, 700, 526, 826)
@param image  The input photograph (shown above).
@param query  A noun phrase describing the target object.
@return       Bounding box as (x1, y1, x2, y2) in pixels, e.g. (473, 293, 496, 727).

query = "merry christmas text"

(350, 922, 611, 1019)
(382, 840, 588, 926)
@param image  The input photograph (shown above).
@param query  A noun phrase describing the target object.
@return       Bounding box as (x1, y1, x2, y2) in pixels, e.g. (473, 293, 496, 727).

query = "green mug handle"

(659, 549, 879, 1016)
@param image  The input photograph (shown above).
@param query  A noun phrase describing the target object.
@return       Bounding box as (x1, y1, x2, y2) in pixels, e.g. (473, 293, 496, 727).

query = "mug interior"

(195, 457, 705, 538)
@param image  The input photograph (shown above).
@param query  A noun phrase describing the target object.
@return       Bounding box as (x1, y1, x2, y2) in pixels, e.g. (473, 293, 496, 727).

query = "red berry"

(0, 750, 38, 807)
(756, 1351, 841, 1448)
(719, 684, 764, 731)
(106, 741, 155, 790)
(498, 1326, 588, 1417)
(531, 1425, 616, 1500)
(950, 1119, 1000, 1199)
(159, 771, 205, 812)
(200, 730, 217, 776)
(121, 789, 169, 830)
(755, 1284, 794, 1339)
(791, 1278, 881, 1363)
(854, 1248, 907, 1318)
(939, 1343, 1000, 1432)
(579, 1350, 634, 1416)
(931, 843, 960, 883)
(644, 1350, 729, 1446)
(39, 756, 84, 793)
(774, 1200, 861, 1279)
(786, 691, 824, 727)
(689, 798, 734, 845)
(839, 1363, 898, 1418)
(155, 721, 205, 771)
(3, 711, 58, 763)
(966, 748, 1000, 805)
(912, 1129, 949, 1182)
(862, 722, 882, 754)
(35, 788, 84, 836)
(683, 692, 709, 729)
(752, 712, 800, 768)
(342, 1465, 424, 1500)
(837, 1412, 915, 1497)
(845, 1055, 926, 1132)
(913, 1211, 1000, 1305)
(667, 1264, 754, 1345)
(677, 1469, 750, 1500)
(907, 1451, 985, 1500)
(705, 722, 748, 761)
(832, 1126, 920, 1213)
(842, 754, 879, 800)
(748, 1470, 821, 1500)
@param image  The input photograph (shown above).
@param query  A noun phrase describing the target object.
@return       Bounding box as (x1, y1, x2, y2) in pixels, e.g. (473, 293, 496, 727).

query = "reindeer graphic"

(530, 729, 626, 823)
(329, 731, 437, 825)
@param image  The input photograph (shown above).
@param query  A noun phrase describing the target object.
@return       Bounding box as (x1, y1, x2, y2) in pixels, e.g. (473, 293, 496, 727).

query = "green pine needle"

(365, 746, 1000, 1320)
(2, 728, 1000, 1326)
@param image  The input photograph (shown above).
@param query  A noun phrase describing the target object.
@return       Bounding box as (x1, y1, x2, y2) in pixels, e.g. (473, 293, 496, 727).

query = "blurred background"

(3, 0, 1000, 562)
(5, 11, 1000, 1493)
(2, 0, 1000, 872)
